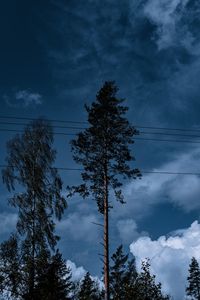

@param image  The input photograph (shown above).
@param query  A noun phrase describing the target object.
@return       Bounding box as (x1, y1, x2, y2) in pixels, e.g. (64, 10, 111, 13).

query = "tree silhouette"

(134, 259, 170, 300)
(68, 81, 141, 300)
(110, 245, 129, 300)
(123, 258, 138, 300)
(78, 272, 102, 300)
(2, 119, 67, 300)
(186, 257, 200, 300)
(0, 234, 22, 299)
(35, 250, 73, 300)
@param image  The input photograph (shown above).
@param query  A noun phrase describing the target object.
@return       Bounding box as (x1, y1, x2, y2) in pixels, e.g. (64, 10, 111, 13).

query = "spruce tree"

(35, 250, 73, 300)
(123, 258, 138, 299)
(186, 257, 200, 300)
(78, 272, 102, 300)
(109, 245, 138, 300)
(1, 119, 67, 300)
(110, 245, 129, 300)
(134, 259, 170, 300)
(68, 81, 141, 300)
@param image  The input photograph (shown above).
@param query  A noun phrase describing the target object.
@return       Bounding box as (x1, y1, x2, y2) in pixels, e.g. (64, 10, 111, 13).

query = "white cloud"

(117, 219, 148, 244)
(112, 147, 200, 219)
(130, 221, 200, 300)
(57, 212, 101, 242)
(0, 213, 17, 235)
(15, 90, 42, 106)
(4, 90, 42, 107)
(67, 259, 104, 289)
(66, 260, 86, 281)
(134, 0, 190, 50)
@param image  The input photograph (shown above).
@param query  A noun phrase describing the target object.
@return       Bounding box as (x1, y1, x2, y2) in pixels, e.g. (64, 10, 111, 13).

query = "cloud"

(168, 57, 200, 111)
(4, 90, 42, 107)
(130, 220, 200, 300)
(117, 219, 148, 244)
(112, 147, 200, 219)
(66, 260, 86, 281)
(129, 0, 200, 52)
(15, 90, 42, 106)
(0, 213, 17, 236)
(66, 259, 104, 289)
(143, 0, 190, 50)
(56, 212, 101, 242)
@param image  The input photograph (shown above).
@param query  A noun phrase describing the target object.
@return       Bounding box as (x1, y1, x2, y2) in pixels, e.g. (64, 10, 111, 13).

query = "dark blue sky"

(1, 1, 200, 297)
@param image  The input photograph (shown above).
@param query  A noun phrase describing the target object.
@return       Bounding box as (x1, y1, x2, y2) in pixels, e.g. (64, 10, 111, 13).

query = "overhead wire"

(0, 115, 87, 124)
(0, 164, 200, 176)
(1, 116, 200, 175)
(1, 115, 200, 133)
(1, 120, 200, 139)
(1, 128, 200, 144)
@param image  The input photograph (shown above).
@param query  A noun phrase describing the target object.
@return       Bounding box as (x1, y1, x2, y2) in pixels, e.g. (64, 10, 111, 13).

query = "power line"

(142, 171, 200, 176)
(140, 131, 200, 139)
(2, 121, 200, 139)
(2, 128, 200, 144)
(134, 137, 200, 144)
(0, 164, 200, 176)
(1, 115, 200, 133)
(0, 115, 87, 124)
(0, 128, 76, 136)
(136, 125, 200, 133)
(0, 121, 86, 130)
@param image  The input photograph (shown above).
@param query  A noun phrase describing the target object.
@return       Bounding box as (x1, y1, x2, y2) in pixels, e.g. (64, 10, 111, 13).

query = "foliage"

(110, 245, 129, 299)
(1, 119, 67, 299)
(110, 246, 170, 300)
(0, 235, 22, 299)
(34, 250, 73, 300)
(78, 272, 103, 300)
(186, 257, 200, 300)
(134, 259, 170, 300)
(68, 81, 141, 213)
(123, 258, 138, 299)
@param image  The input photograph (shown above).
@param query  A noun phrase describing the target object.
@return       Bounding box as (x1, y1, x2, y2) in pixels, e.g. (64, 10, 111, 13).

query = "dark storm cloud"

(38, 0, 200, 243)
(41, 0, 200, 128)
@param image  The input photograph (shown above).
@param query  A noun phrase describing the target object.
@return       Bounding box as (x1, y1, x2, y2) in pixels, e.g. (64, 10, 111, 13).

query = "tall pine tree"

(186, 257, 200, 300)
(1, 119, 67, 300)
(68, 81, 141, 300)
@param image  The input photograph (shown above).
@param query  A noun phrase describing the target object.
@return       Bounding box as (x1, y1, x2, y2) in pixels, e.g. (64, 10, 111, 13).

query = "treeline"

(0, 118, 169, 299)
(0, 82, 199, 300)
(0, 234, 171, 299)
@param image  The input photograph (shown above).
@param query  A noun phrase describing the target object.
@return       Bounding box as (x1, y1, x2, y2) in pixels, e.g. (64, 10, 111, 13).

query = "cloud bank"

(112, 147, 200, 219)
(130, 221, 200, 300)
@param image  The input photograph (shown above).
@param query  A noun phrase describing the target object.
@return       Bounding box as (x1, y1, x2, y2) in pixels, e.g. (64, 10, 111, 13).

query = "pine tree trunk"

(104, 169, 110, 300)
